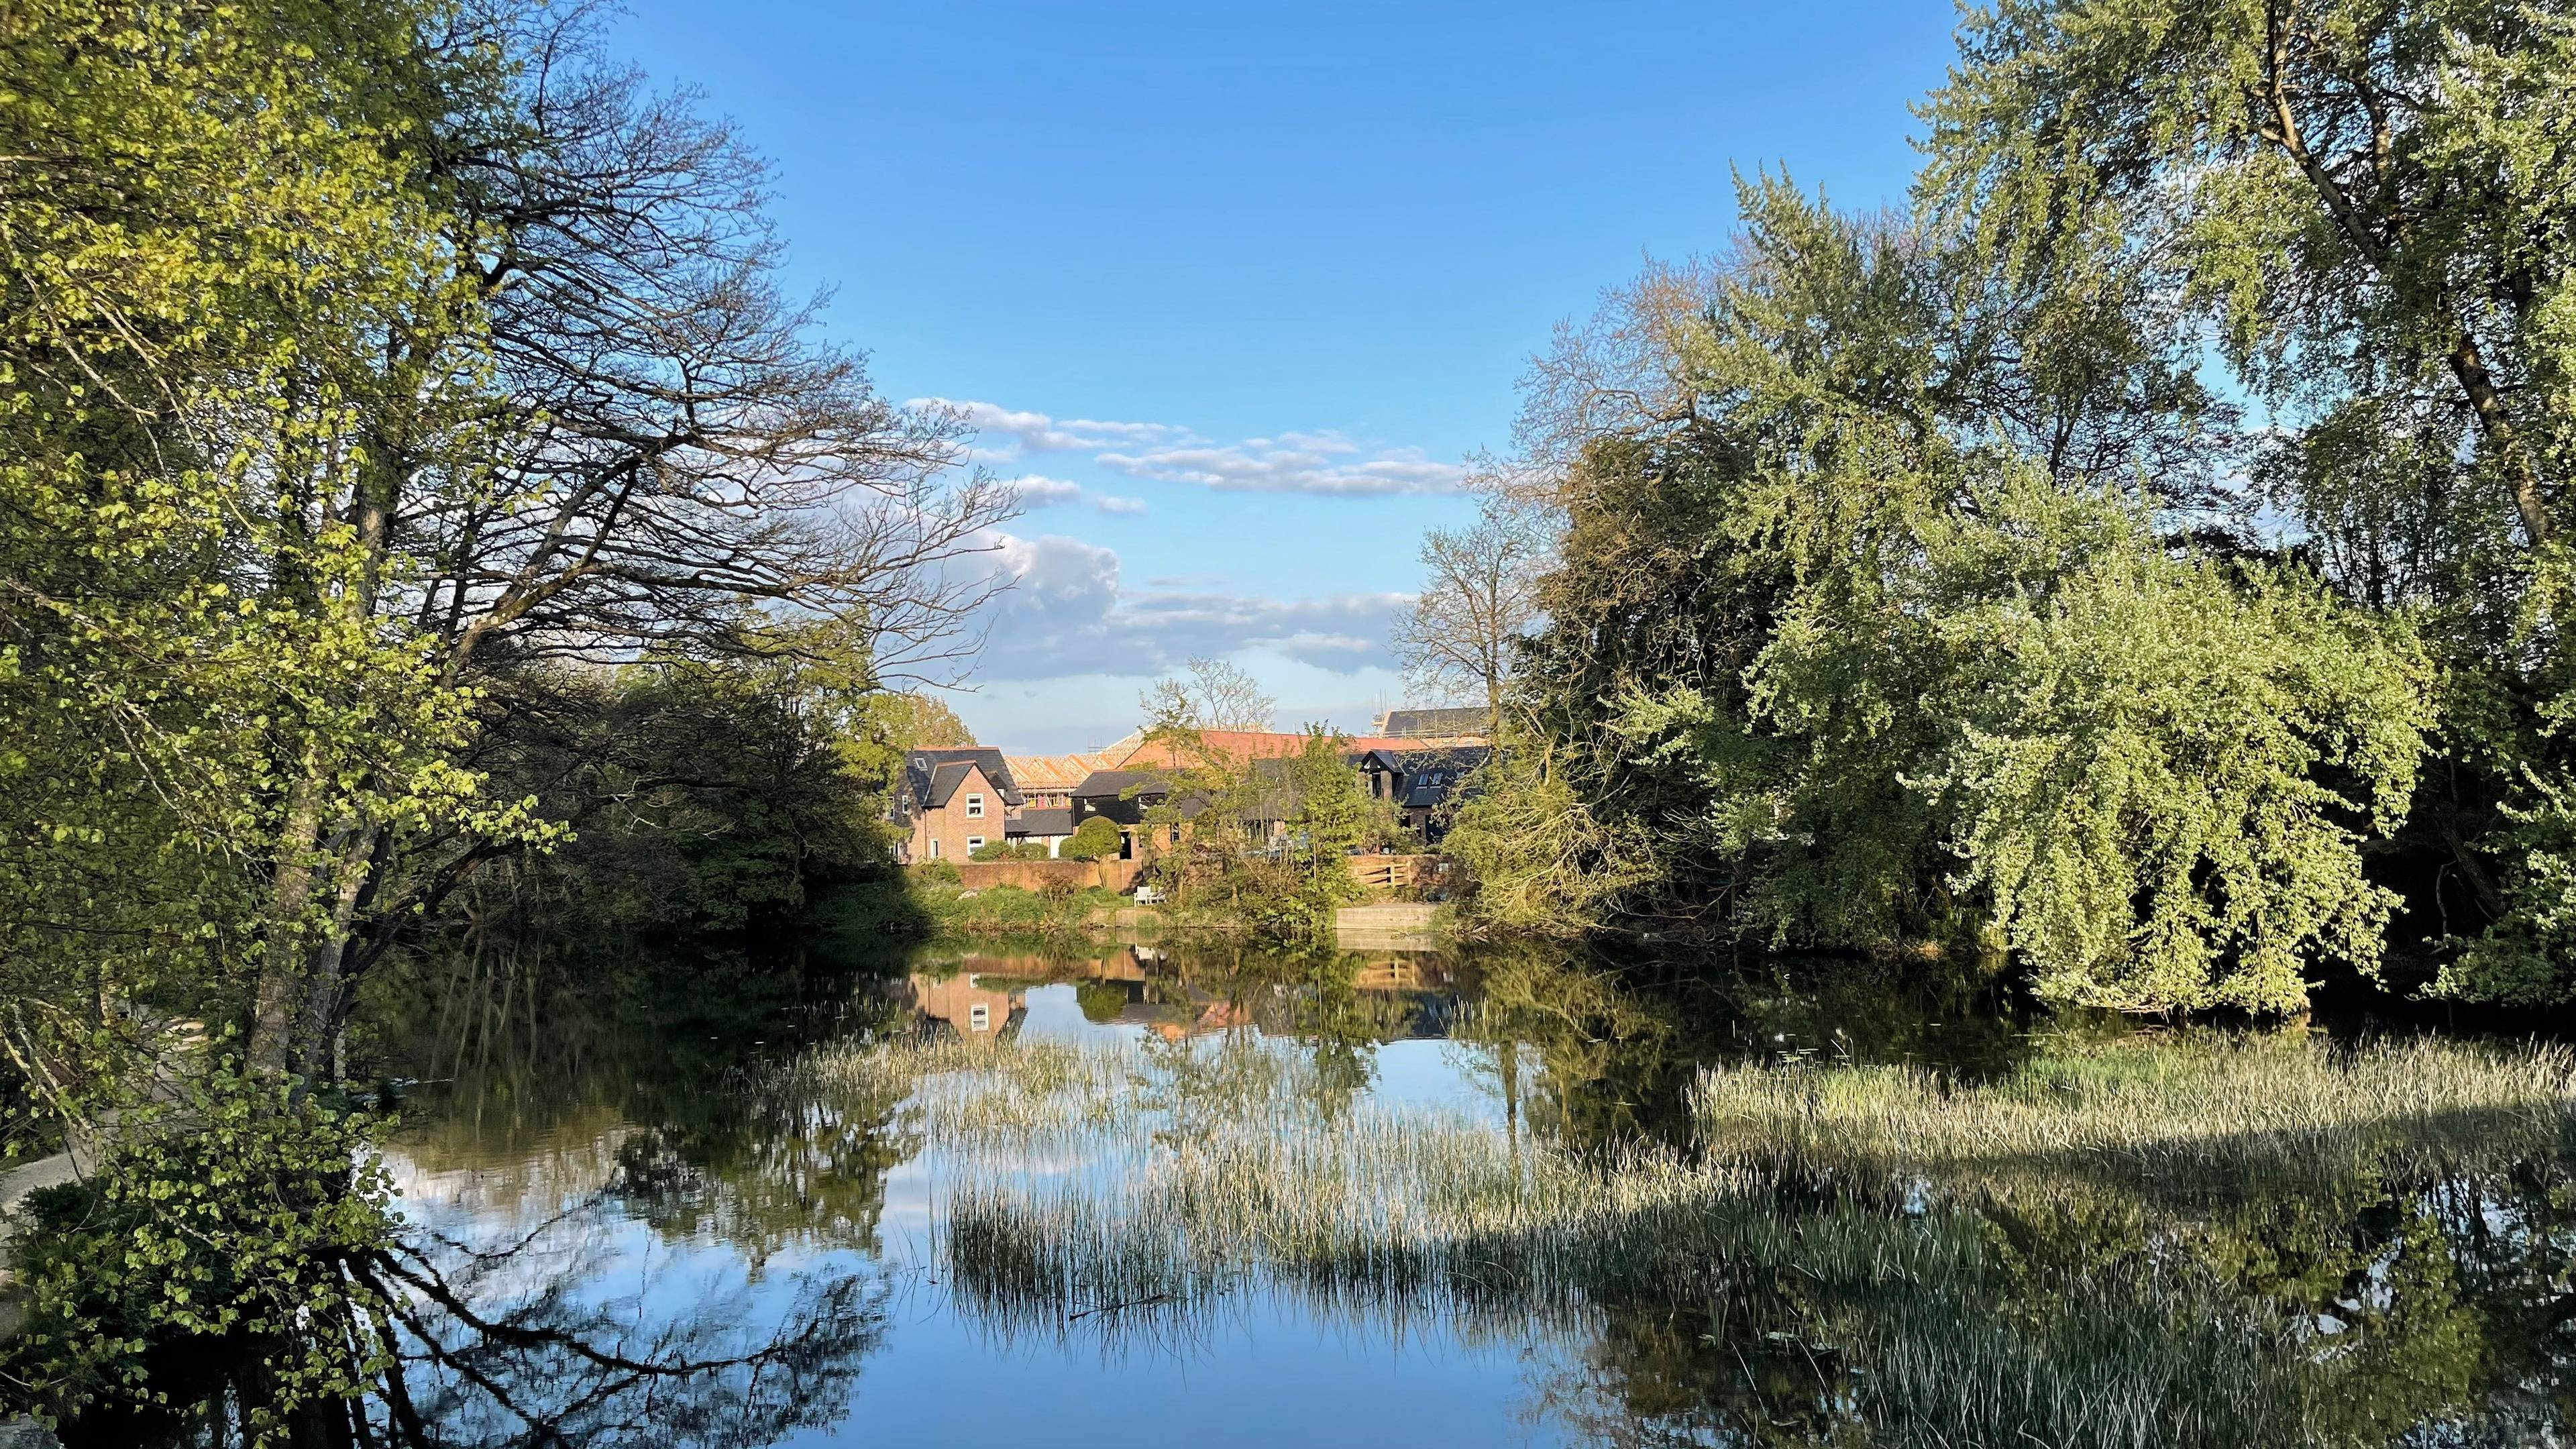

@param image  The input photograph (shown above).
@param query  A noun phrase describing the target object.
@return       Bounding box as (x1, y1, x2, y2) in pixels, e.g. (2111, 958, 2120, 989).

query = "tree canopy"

(1456, 174, 2440, 1012)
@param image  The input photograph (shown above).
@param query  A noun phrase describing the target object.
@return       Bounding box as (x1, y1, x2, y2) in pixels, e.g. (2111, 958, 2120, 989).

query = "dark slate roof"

(902, 749, 1022, 814)
(1071, 769, 1173, 800)
(1071, 769, 1207, 826)
(1401, 775, 1460, 810)
(1008, 807, 1073, 837)
(1379, 707, 1487, 738)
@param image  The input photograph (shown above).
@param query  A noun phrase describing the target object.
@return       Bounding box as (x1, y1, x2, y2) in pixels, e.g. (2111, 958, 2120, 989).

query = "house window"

(965, 793, 985, 818)
(926, 839, 938, 859)
(967, 837, 985, 851)
(969, 1004, 990, 1032)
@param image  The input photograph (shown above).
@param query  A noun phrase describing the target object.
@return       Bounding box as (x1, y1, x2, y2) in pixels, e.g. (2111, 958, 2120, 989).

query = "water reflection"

(46, 936, 2576, 1446)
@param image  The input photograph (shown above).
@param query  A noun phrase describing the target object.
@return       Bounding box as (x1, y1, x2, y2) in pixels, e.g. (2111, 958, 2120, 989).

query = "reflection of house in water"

(896, 947, 1466, 1044)
(899, 972, 1026, 1040)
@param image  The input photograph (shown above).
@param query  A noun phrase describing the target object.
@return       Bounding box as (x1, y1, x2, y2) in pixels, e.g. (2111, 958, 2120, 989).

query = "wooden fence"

(1345, 854, 1438, 894)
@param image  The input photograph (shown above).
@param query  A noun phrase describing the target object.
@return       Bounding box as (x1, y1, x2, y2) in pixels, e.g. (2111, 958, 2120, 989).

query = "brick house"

(892, 748, 1022, 863)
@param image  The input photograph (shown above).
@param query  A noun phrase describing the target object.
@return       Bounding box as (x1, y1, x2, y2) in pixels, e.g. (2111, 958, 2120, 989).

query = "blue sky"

(603, 1, 1961, 751)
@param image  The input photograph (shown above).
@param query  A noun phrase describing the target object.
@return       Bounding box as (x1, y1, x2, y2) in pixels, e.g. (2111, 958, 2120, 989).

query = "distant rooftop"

(1373, 707, 1489, 739)
(1004, 751, 1124, 791)
(1114, 729, 1465, 769)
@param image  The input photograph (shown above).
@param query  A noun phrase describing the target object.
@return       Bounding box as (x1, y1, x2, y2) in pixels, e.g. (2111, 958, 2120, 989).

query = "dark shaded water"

(57, 938, 2576, 1446)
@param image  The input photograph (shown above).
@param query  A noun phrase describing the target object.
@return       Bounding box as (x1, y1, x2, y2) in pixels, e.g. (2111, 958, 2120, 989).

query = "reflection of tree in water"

(368, 934, 898, 1157)
(360, 1215, 887, 1448)
(606, 1075, 917, 1267)
(1523, 1150, 2576, 1446)
(907, 943, 2576, 1446)
(48, 1189, 892, 1449)
(1448, 943, 2053, 1152)
(341, 940, 916, 1447)
(56, 936, 922, 1448)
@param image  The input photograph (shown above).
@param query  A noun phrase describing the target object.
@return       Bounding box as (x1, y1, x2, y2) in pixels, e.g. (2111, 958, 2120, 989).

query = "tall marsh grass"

(788, 1026, 2576, 1446)
(1693, 1031, 2576, 1201)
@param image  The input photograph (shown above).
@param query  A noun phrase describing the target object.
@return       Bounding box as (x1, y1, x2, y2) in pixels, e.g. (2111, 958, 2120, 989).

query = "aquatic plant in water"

(791, 1026, 2576, 1446)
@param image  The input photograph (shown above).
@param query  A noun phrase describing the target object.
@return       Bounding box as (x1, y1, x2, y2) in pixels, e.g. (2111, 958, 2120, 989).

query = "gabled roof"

(1348, 745, 1493, 810)
(1071, 769, 1207, 826)
(1071, 769, 1175, 799)
(1401, 775, 1462, 810)
(1352, 745, 1493, 773)
(902, 749, 1021, 813)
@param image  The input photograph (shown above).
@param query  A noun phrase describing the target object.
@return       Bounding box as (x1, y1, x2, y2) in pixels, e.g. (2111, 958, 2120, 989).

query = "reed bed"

(783, 1026, 2575, 1446)
(1692, 1032, 2576, 1201)
(794, 1031, 1800, 1328)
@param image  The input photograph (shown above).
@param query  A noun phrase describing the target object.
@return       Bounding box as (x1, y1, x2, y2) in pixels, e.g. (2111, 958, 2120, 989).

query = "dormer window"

(965, 793, 985, 818)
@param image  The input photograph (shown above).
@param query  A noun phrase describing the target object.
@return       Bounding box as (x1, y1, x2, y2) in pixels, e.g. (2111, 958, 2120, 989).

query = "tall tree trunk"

(251, 782, 326, 1075)
(2445, 330, 2554, 546)
(293, 822, 385, 1084)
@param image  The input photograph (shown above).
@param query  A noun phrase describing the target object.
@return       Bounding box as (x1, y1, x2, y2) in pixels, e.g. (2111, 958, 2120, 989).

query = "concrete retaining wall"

(1335, 902, 1441, 949)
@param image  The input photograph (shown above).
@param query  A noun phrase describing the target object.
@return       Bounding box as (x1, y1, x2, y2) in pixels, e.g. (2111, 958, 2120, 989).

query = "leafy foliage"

(0, 0, 974, 1432)
(1, 1066, 397, 1434)
(1913, 0, 2576, 998)
(1474, 181, 2431, 1010)
(458, 619, 905, 937)
(1283, 726, 1373, 895)
(891, 692, 978, 747)
(1061, 816, 1124, 861)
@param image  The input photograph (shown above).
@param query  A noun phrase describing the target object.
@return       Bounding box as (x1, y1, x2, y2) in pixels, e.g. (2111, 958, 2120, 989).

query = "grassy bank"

(812, 877, 1138, 939)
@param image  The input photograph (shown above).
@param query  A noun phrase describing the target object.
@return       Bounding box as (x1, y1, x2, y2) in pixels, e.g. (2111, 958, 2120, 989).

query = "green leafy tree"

(1062, 816, 1124, 862)
(1285, 727, 1371, 892)
(0, 0, 537, 1104)
(0, 1, 980, 1431)
(462, 615, 905, 937)
(892, 692, 978, 747)
(1474, 180, 2429, 1010)
(1917, 0, 2576, 995)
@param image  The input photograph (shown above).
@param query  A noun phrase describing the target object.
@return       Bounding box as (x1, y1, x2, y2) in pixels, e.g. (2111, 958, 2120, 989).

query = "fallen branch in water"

(1066, 1292, 1175, 1322)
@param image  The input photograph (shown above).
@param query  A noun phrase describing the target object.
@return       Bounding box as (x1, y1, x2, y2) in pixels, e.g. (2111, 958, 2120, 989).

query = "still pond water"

(104, 938, 2576, 1446)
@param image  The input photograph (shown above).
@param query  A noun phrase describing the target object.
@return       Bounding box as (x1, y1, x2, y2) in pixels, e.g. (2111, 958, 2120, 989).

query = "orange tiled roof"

(1112, 729, 1486, 768)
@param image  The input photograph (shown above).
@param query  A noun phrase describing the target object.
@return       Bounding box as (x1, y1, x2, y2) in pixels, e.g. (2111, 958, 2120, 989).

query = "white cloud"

(1006, 474, 1085, 506)
(919, 398, 1468, 499)
(1097, 437, 1464, 497)
(1005, 474, 1150, 516)
(914, 398, 1186, 455)
(971, 530, 1409, 680)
